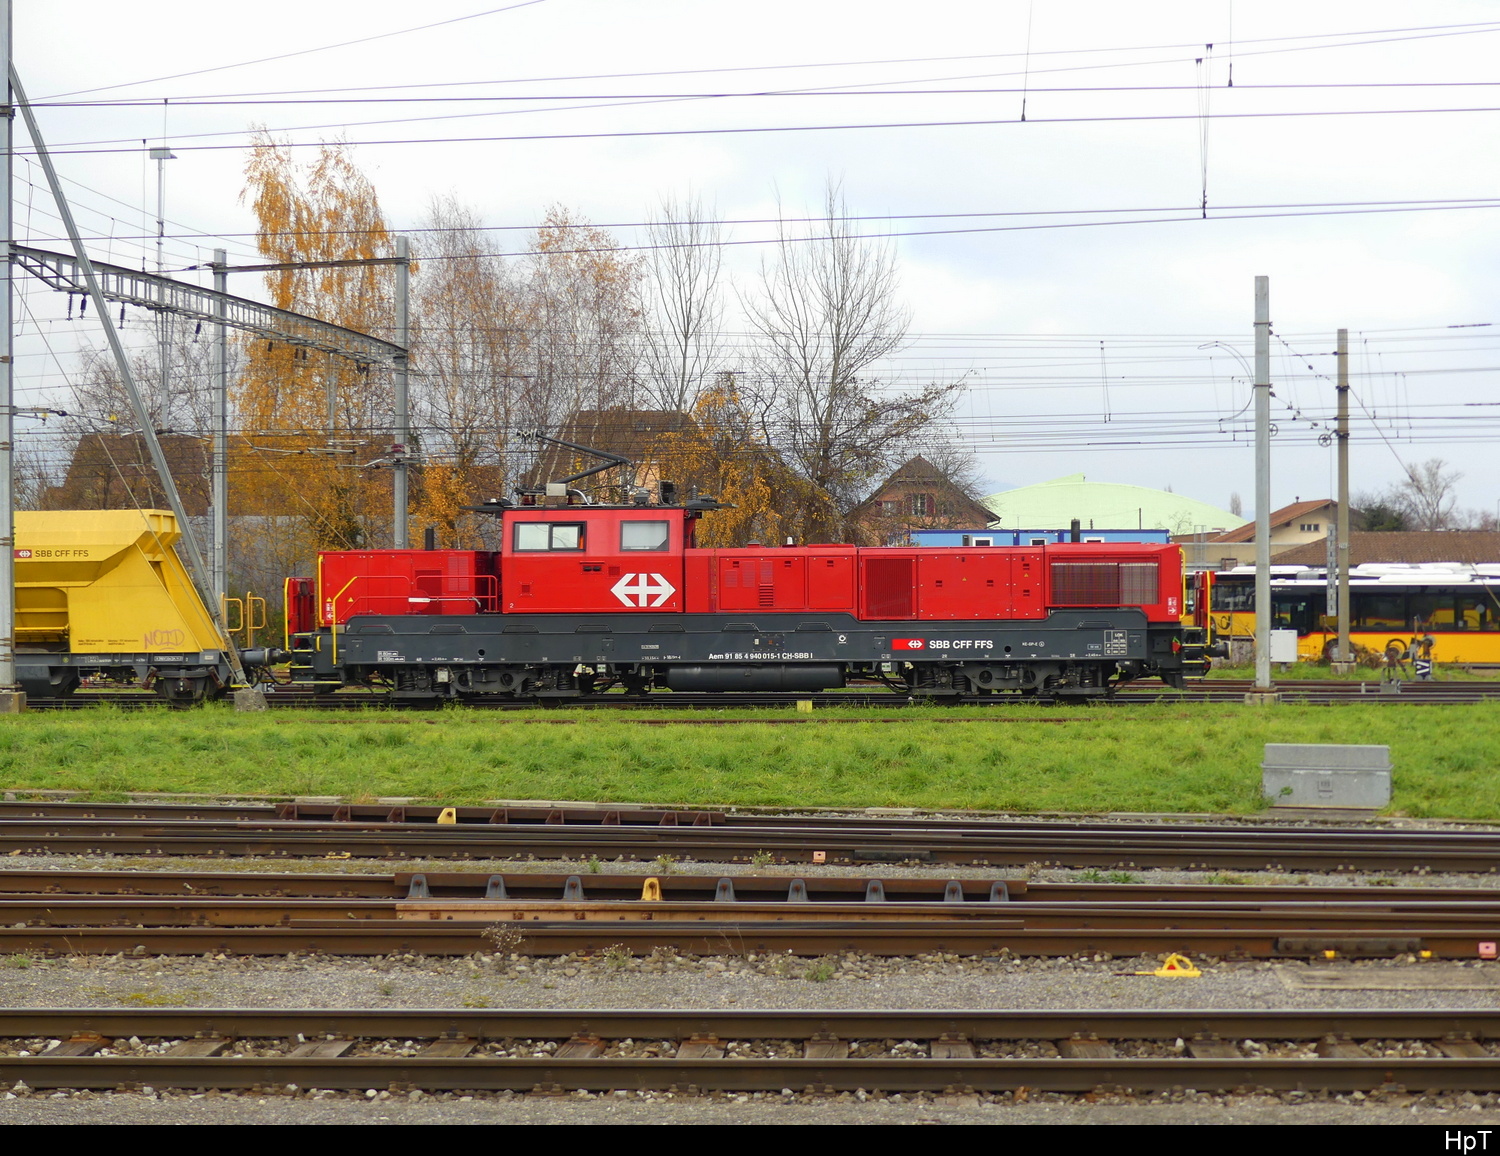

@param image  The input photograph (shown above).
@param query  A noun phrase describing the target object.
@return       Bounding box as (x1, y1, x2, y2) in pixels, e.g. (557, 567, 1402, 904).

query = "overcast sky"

(12, 1, 1500, 521)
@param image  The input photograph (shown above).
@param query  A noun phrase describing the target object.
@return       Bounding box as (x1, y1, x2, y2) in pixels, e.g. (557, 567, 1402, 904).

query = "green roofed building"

(982, 474, 1246, 537)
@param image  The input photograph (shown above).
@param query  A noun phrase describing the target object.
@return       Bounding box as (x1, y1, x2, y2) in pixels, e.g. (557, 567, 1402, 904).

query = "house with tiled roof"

(42, 432, 211, 515)
(1201, 498, 1338, 567)
(524, 408, 698, 498)
(849, 456, 996, 545)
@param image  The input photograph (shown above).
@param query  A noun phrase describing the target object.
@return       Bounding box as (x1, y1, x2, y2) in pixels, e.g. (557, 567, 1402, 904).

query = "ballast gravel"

(5, 947, 1500, 1014)
(4, 948, 1500, 1125)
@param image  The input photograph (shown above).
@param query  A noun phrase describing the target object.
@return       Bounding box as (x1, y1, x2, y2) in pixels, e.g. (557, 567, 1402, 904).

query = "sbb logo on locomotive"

(893, 638, 996, 651)
(610, 572, 677, 608)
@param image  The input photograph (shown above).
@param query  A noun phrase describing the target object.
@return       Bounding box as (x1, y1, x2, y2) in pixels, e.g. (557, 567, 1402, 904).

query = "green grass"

(2, 700, 1499, 819)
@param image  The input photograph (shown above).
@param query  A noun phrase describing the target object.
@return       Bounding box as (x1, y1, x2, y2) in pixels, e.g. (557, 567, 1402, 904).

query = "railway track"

(24, 677, 1500, 710)
(4, 1008, 1499, 1094)
(1, 801, 1498, 871)
(0, 868, 1496, 959)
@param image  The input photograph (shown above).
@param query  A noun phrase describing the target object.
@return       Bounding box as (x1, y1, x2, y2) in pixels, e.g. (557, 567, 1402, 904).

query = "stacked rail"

(0, 868, 1496, 959)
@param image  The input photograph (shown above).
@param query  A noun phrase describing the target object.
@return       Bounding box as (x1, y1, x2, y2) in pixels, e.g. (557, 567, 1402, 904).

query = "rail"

(3, 1008, 1500, 1094)
(6, 805, 1500, 870)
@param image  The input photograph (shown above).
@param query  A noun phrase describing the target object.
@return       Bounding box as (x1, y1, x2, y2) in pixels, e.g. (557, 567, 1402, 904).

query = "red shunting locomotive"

(284, 471, 1209, 702)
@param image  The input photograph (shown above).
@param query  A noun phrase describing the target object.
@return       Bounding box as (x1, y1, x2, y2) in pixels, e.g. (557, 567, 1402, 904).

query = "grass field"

(1, 701, 1497, 820)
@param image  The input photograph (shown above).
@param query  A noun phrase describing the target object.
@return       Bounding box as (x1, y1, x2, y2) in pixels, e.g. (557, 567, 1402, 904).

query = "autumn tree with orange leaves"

(640, 378, 820, 547)
(233, 134, 401, 572)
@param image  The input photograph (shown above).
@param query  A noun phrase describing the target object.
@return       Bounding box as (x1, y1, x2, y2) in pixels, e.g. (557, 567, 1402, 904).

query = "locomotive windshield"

(620, 520, 670, 551)
(513, 523, 585, 551)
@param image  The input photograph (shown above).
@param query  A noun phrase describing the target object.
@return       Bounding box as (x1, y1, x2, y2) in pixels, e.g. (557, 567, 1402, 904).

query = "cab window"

(620, 520, 670, 551)
(513, 522, 585, 551)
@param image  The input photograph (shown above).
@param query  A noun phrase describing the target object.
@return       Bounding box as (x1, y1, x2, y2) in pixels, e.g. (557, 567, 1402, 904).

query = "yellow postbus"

(1209, 563, 1500, 665)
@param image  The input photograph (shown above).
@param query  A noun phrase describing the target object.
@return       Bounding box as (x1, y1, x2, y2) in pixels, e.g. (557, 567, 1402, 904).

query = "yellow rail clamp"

(323, 851, 352, 860)
(437, 807, 457, 825)
(641, 877, 663, 902)
(1128, 953, 1201, 978)
(1323, 949, 1339, 961)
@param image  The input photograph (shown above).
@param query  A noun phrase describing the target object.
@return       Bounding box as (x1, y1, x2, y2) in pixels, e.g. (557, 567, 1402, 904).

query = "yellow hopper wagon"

(15, 509, 238, 702)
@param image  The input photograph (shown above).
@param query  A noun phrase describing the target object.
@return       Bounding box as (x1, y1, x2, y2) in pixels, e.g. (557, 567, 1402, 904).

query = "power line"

(37, 80, 1500, 109)
(39, 18, 1500, 103)
(33, 102, 1500, 157)
(40, 2, 555, 100)
(4, 195, 1488, 250)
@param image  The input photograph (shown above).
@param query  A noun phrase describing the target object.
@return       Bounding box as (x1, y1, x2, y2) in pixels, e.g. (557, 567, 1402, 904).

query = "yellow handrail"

(325, 575, 368, 666)
(246, 592, 267, 649)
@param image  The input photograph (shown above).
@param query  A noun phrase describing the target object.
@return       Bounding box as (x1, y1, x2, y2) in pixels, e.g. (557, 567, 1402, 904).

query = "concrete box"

(1261, 743, 1392, 809)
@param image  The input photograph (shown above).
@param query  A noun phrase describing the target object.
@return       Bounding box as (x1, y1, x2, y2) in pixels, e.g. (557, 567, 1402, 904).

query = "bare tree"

(912, 427, 985, 500)
(42, 322, 243, 515)
(523, 206, 644, 431)
(66, 319, 230, 434)
(13, 427, 59, 510)
(411, 194, 532, 543)
(746, 181, 958, 540)
(1228, 491, 1243, 517)
(1394, 458, 1462, 529)
(641, 193, 725, 414)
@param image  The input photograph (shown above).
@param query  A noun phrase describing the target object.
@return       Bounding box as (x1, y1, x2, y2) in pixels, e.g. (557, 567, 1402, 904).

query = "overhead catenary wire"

(38, 17, 1500, 103)
(29, 102, 1500, 158)
(39, 2, 556, 101)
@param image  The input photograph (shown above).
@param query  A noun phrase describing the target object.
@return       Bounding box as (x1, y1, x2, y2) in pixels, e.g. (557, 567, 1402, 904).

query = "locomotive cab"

(501, 506, 692, 614)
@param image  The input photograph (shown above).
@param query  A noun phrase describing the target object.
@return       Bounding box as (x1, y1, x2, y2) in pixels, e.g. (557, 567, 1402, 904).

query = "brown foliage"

(643, 382, 825, 546)
(233, 134, 402, 564)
